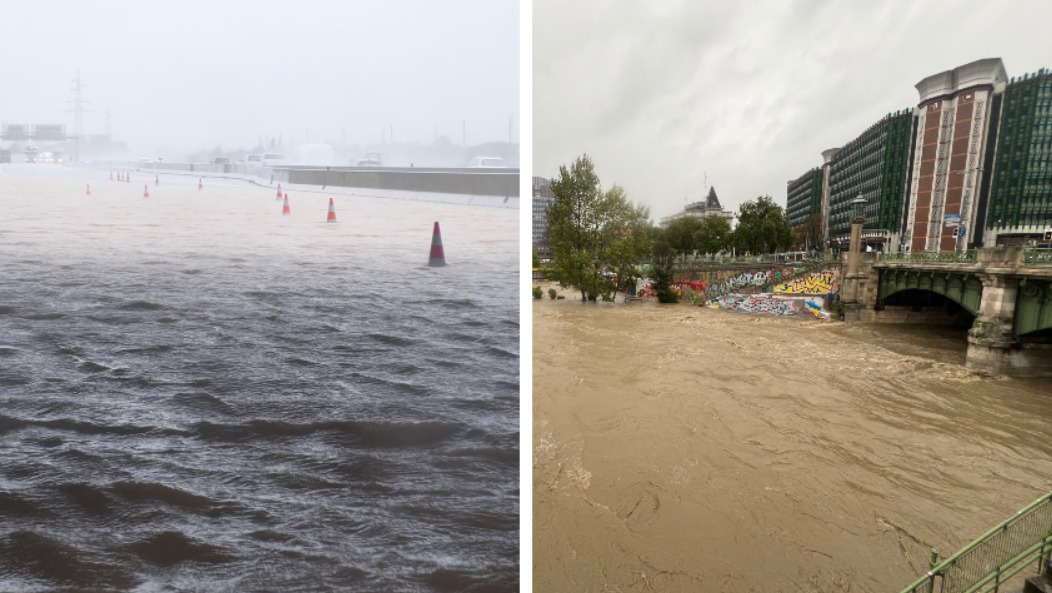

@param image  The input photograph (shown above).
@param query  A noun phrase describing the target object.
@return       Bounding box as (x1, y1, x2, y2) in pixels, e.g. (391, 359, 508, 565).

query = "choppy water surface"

(533, 290, 1052, 593)
(0, 168, 519, 592)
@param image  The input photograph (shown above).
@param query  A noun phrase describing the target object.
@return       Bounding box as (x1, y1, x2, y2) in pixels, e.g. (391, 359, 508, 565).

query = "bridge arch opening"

(876, 288, 976, 330)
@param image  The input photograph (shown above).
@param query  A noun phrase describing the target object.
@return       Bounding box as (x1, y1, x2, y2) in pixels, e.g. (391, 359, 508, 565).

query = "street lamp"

(851, 194, 867, 223)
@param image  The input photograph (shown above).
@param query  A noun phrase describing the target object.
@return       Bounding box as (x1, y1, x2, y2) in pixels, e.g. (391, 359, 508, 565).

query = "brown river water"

(533, 289, 1052, 593)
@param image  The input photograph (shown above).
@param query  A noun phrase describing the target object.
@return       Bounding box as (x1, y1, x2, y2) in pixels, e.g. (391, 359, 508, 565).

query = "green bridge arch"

(1016, 278, 1052, 337)
(876, 269, 983, 316)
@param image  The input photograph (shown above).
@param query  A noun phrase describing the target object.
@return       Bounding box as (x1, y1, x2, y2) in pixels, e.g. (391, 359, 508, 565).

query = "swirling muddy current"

(533, 298, 1052, 593)
(0, 170, 519, 592)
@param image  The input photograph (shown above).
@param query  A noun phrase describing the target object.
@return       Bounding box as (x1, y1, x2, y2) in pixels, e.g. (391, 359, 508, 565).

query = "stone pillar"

(966, 274, 1020, 374)
(842, 217, 866, 322)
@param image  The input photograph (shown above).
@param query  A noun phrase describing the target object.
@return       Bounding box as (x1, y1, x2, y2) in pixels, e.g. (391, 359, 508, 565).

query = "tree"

(793, 213, 824, 252)
(693, 215, 732, 255)
(546, 155, 651, 301)
(649, 227, 678, 303)
(731, 195, 794, 254)
(663, 217, 704, 261)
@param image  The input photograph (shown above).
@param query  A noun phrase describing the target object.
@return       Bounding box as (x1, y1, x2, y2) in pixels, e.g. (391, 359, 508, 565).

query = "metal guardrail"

(879, 250, 979, 264)
(1024, 248, 1052, 265)
(899, 490, 1052, 593)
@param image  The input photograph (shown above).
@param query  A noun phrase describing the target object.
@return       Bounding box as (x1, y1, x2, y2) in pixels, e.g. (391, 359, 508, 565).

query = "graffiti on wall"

(703, 268, 795, 298)
(709, 294, 830, 319)
(771, 269, 840, 295)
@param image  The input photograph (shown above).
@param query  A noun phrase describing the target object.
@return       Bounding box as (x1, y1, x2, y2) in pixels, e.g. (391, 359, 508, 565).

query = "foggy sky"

(534, 0, 1052, 223)
(1, 0, 518, 157)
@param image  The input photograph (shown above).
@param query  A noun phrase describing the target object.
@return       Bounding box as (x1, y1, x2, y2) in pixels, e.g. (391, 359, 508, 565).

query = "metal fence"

(879, 250, 979, 264)
(899, 490, 1052, 593)
(1024, 248, 1052, 265)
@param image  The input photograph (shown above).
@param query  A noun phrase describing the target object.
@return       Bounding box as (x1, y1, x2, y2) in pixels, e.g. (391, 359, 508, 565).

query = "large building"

(984, 69, 1052, 245)
(532, 176, 555, 258)
(787, 58, 1052, 253)
(659, 187, 735, 229)
(786, 167, 822, 228)
(825, 109, 912, 250)
(903, 59, 1005, 252)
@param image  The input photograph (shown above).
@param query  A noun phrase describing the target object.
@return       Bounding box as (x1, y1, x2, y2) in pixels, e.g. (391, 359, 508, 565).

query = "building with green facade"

(984, 69, 1052, 245)
(823, 109, 912, 250)
(786, 168, 822, 228)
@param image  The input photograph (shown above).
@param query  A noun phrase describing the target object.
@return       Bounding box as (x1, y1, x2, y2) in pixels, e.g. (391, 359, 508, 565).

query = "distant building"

(532, 176, 555, 258)
(786, 168, 822, 228)
(659, 187, 735, 228)
(788, 57, 1051, 253)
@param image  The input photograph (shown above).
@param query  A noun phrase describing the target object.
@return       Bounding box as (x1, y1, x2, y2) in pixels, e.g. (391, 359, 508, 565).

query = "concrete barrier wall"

(124, 162, 517, 199)
(283, 168, 518, 198)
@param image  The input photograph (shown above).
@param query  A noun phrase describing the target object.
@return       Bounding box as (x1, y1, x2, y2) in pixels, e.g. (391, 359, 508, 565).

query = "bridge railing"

(1024, 248, 1052, 265)
(879, 250, 979, 264)
(898, 490, 1052, 593)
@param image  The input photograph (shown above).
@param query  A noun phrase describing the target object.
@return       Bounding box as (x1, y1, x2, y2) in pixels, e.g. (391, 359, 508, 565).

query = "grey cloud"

(537, 0, 1051, 221)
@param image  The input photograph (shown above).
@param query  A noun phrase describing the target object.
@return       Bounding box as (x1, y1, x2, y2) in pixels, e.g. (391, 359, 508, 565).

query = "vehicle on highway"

(466, 156, 506, 168)
(213, 157, 232, 165)
(261, 153, 286, 167)
(355, 152, 384, 166)
(244, 154, 263, 165)
(0, 150, 11, 164)
(25, 146, 37, 163)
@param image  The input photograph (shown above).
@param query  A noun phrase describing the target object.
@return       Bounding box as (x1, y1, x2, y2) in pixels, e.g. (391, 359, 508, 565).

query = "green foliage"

(652, 263, 678, 303)
(546, 154, 652, 302)
(548, 288, 557, 300)
(694, 215, 732, 255)
(731, 195, 795, 255)
(532, 248, 540, 268)
(532, 286, 543, 300)
(663, 217, 704, 259)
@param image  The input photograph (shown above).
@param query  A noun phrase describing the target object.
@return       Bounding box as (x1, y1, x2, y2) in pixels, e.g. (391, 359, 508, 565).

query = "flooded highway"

(0, 167, 519, 592)
(533, 294, 1052, 593)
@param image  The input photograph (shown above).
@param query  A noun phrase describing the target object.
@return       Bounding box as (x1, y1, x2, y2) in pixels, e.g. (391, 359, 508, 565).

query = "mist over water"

(0, 167, 519, 592)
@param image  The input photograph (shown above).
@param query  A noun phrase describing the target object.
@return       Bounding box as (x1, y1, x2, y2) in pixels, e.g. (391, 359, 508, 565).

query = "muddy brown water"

(533, 292, 1052, 593)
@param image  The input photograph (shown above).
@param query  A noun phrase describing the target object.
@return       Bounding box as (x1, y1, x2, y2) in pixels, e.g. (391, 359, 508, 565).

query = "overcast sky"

(534, 0, 1052, 223)
(1, 0, 518, 157)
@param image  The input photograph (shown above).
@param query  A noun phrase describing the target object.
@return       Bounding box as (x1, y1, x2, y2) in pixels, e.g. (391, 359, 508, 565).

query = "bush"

(532, 286, 543, 300)
(548, 288, 557, 300)
(833, 301, 845, 320)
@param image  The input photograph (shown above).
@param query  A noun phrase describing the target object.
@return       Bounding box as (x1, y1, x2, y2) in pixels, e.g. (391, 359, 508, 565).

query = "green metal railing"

(898, 490, 1052, 593)
(879, 250, 979, 264)
(1024, 248, 1052, 265)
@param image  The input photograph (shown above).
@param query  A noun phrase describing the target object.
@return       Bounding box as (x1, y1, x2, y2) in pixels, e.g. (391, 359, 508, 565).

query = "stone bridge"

(843, 247, 1052, 377)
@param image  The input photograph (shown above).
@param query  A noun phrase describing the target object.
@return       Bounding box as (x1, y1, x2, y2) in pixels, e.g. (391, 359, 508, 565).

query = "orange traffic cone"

(198, 178, 203, 190)
(281, 194, 291, 215)
(143, 184, 149, 198)
(276, 183, 282, 200)
(428, 222, 446, 267)
(326, 198, 337, 223)
(86, 183, 91, 196)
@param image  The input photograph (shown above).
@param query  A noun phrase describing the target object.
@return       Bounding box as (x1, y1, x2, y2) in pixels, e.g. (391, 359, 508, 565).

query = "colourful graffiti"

(709, 294, 830, 319)
(704, 268, 795, 298)
(771, 269, 840, 294)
